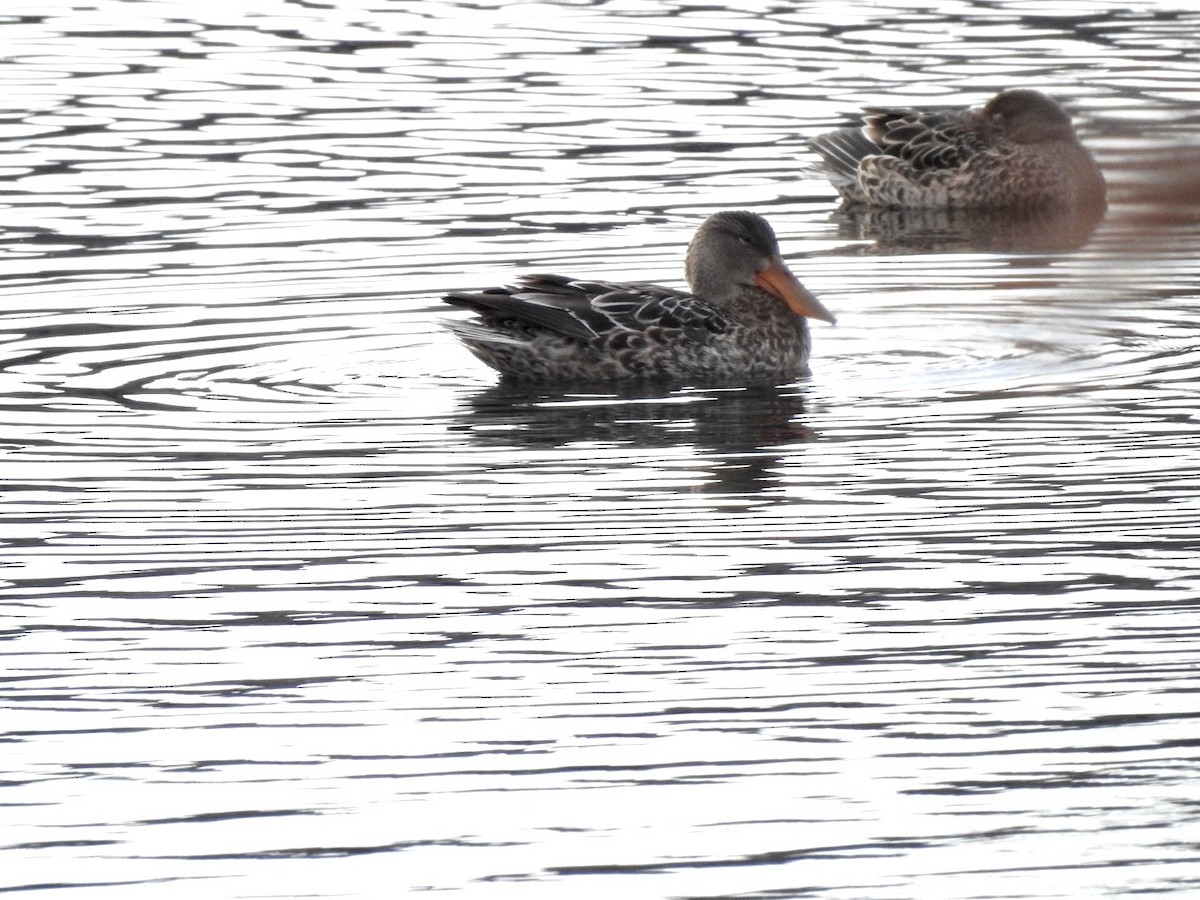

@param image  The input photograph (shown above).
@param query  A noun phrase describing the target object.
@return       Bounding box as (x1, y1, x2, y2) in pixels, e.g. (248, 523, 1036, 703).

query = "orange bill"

(754, 257, 837, 324)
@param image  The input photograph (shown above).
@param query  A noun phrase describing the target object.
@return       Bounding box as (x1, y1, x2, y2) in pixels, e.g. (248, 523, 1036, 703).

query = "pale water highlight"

(3, 2, 1200, 898)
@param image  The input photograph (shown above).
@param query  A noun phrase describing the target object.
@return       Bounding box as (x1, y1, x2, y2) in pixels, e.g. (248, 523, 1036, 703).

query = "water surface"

(4, 1, 1200, 898)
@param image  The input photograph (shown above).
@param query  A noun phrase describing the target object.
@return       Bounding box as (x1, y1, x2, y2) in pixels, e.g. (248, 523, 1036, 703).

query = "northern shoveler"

(443, 211, 836, 385)
(810, 89, 1106, 211)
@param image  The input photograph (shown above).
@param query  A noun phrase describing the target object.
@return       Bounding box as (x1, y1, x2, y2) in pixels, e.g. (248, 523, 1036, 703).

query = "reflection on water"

(4, 1, 1200, 898)
(827, 201, 1109, 254)
(458, 384, 814, 493)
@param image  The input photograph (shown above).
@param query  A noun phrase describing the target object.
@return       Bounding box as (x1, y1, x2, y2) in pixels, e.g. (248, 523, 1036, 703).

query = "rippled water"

(5, 1, 1200, 897)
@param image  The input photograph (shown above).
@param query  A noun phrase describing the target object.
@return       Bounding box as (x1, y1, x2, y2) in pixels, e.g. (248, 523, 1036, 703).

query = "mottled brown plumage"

(443, 211, 835, 386)
(810, 89, 1106, 211)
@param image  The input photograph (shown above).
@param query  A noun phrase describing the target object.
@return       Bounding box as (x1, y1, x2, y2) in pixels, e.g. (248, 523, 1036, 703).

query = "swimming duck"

(443, 211, 835, 386)
(810, 89, 1106, 211)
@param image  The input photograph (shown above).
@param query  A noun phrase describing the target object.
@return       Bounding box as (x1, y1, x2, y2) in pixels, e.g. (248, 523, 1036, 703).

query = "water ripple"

(4, 1, 1200, 898)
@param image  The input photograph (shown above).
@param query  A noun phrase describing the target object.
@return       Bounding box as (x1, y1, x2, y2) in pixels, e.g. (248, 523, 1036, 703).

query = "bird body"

(443, 211, 835, 386)
(810, 89, 1105, 211)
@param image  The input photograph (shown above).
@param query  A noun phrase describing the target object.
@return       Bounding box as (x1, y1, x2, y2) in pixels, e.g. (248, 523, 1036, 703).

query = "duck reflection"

(452, 382, 813, 494)
(827, 201, 1106, 255)
(1107, 146, 1200, 230)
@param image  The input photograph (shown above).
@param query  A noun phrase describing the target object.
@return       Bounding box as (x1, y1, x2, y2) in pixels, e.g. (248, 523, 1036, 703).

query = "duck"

(809, 89, 1106, 211)
(442, 210, 836, 386)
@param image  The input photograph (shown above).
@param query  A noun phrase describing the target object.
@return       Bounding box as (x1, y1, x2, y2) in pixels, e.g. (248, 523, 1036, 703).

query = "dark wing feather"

(589, 283, 728, 336)
(444, 275, 604, 341)
(444, 274, 728, 343)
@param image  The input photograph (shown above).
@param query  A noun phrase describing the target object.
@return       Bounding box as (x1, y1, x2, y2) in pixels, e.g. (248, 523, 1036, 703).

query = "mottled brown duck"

(810, 89, 1106, 211)
(443, 211, 836, 386)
